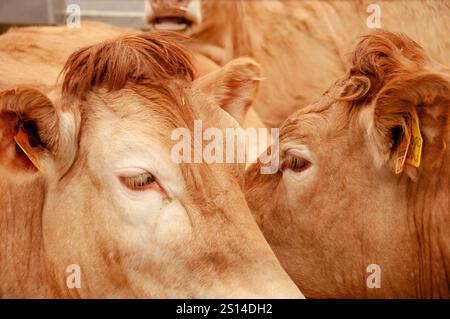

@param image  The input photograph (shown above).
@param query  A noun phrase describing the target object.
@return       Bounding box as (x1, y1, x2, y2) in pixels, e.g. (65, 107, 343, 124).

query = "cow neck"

(405, 144, 450, 298)
(0, 177, 54, 297)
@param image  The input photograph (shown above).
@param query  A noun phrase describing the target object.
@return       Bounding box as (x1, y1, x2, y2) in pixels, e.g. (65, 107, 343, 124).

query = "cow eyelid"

(281, 154, 312, 173)
(120, 173, 156, 191)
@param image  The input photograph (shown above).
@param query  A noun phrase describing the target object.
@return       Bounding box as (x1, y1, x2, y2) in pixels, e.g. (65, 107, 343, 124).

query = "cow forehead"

(84, 86, 189, 123)
(66, 86, 236, 169)
(54, 84, 244, 183)
(78, 84, 235, 131)
(280, 99, 347, 146)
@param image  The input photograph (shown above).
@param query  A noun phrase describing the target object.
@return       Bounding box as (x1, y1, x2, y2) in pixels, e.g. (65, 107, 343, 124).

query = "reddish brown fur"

(61, 32, 195, 99)
(349, 32, 428, 102)
(343, 30, 450, 169)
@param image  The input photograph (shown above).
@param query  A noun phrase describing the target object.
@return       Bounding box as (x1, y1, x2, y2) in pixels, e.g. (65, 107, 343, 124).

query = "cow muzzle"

(145, 0, 202, 32)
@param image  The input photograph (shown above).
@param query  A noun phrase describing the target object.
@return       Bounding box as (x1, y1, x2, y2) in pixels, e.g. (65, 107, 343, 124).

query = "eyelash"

(281, 155, 311, 173)
(120, 173, 156, 191)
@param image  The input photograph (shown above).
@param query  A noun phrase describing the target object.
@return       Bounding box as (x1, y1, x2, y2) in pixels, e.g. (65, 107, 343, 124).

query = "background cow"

(0, 21, 135, 89)
(146, 0, 450, 127)
(245, 30, 450, 298)
(0, 32, 303, 298)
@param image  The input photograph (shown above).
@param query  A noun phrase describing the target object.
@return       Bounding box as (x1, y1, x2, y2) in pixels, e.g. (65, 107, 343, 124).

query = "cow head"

(0, 32, 302, 298)
(245, 30, 450, 298)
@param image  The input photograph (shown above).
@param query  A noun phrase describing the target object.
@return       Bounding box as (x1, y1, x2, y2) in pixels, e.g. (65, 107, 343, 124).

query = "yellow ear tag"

(395, 125, 411, 174)
(14, 127, 45, 173)
(405, 110, 423, 168)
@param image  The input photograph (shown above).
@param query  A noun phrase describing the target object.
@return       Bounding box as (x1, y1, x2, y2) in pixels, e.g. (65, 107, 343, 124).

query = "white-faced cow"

(0, 32, 303, 298)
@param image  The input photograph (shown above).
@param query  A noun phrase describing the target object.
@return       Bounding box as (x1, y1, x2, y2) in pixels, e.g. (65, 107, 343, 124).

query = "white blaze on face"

(155, 200, 192, 248)
(109, 143, 190, 236)
(74, 97, 194, 253)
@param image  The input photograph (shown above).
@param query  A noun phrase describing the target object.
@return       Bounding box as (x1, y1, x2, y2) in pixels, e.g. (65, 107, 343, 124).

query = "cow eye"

(281, 155, 311, 173)
(120, 172, 156, 191)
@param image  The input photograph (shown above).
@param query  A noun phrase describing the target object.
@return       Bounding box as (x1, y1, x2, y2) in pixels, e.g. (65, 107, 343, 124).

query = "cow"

(0, 21, 136, 89)
(244, 30, 450, 298)
(0, 31, 303, 298)
(145, 0, 450, 127)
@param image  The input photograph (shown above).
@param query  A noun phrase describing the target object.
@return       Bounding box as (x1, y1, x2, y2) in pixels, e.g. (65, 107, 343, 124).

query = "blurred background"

(0, 0, 149, 34)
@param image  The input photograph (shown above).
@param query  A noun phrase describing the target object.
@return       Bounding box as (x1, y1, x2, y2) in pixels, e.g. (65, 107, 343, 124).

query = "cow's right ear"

(0, 87, 78, 180)
(194, 57, 263, 126)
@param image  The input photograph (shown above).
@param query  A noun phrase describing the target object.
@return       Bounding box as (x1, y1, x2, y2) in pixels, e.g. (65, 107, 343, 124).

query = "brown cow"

(146, 0, 450, 127)
(245, 30, 450, 298)
(0, 32, 303, 298)
(0, 21, 136, 89)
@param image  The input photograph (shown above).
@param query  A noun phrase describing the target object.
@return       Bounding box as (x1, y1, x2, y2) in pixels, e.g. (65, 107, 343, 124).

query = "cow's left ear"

(370, 72, 450, 177)
(194, 57, 263, 125)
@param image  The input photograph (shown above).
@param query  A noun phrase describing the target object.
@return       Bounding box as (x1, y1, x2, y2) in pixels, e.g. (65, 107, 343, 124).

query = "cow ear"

(369, 72, 450, 178)
(195, 57, 263, 125)
(0, 87, 77, 180)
